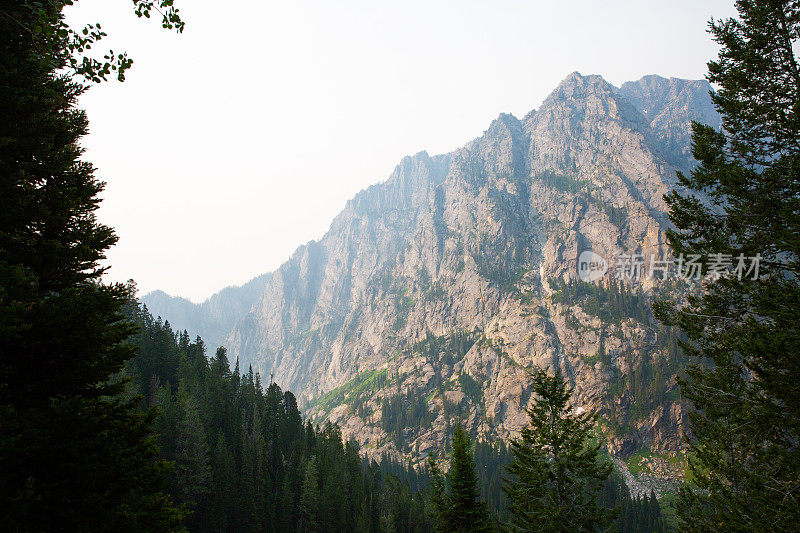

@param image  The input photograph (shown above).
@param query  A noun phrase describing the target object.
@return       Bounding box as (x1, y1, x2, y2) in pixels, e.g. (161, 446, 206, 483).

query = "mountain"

(140, 273, 271, 353)
(143, 73, 717, 494)
(617, 75, 719, 170)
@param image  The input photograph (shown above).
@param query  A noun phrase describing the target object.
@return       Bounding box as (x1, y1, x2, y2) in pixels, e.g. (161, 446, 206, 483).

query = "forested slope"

(128, 302, 667, 532)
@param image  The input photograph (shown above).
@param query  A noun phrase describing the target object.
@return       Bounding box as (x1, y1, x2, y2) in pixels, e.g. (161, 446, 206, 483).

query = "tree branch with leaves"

(0, 0, 184, 83)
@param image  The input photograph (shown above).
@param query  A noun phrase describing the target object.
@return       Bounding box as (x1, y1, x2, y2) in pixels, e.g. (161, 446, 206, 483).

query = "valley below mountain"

(142, 72, 719, 495)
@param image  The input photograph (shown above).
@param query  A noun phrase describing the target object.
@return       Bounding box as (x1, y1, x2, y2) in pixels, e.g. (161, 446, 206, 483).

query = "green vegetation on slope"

(311, 367, 389, 415)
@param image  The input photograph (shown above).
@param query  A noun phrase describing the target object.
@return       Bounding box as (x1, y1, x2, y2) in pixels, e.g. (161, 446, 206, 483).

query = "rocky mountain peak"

(552, 71, 617, 97)
(486, 112, 522, 134)
(618, 74, 719, 169)
(531, 72, 649, 138)
(143, 73, 721, 492)
(618, 74, 713, 118)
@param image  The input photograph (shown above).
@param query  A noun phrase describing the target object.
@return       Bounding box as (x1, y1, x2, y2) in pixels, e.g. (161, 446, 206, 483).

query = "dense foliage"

(504, 369, 616, 532)
(474, 440, 513, 523)
(605, 481, 667, 533)
(127, 304, 429, 532)
(655, 0, 800, 530)
(428, 424, 494, 532)
(550, 278, 649, 325)
(381, 387, 434, 452)
(129, 304, 670, 532)
(0, 2, 184, 529)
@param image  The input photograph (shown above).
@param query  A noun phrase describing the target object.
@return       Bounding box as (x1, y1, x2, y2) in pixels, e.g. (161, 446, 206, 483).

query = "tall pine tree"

(299, 456, 321, 533)
(428, 423, 494, 532)
(173, 395, 211, 514)
(503, 368, 614, 532)
(0, 1, 184, 529)
(654, 0, 800, 529)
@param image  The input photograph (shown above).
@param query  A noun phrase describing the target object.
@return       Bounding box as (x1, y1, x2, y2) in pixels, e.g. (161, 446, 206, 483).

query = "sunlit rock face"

(145, 73, 717, 484)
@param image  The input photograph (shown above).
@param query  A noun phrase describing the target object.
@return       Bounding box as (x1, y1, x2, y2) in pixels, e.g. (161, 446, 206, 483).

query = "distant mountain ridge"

(617, 75, 720, 170)
(141, 273, 271, 353)
(142, 72, 717, 494)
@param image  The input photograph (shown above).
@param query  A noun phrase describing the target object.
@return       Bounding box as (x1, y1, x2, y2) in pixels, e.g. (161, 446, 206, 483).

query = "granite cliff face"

(144, 73, 717, 485)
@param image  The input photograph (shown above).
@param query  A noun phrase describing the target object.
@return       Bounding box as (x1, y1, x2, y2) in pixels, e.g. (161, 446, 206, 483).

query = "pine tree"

(428, 457, 449, 533)
(448, 424, 494, 532)
(173, 396, 211, 513)
(503, 368, 614, 532)
(124, 303, 435, 532)
(211, 346, 231, 376)
(279, 475, 297, 532)
(0, 2, 183, 529)
(653, 0, 800, 530)
(209, 434, 236, 531)
(427, 423, 494, 532)
(299, 456, 321, 532)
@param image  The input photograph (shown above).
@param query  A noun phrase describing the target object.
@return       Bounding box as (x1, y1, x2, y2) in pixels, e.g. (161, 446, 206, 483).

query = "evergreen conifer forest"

(125, 302, 666, 532)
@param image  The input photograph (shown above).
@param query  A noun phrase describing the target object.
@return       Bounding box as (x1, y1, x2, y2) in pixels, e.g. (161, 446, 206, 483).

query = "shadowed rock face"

(618, 74, 720, 171)
(140, 273, 271, 354)
(144, 72, 717, 473)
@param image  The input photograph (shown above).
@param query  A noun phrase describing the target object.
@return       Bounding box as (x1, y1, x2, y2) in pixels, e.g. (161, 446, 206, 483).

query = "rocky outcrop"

(144, 72, 718, 489)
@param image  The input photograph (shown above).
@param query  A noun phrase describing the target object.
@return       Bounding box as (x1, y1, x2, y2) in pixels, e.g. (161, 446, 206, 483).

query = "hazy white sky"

(68, 0, 736, 303)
